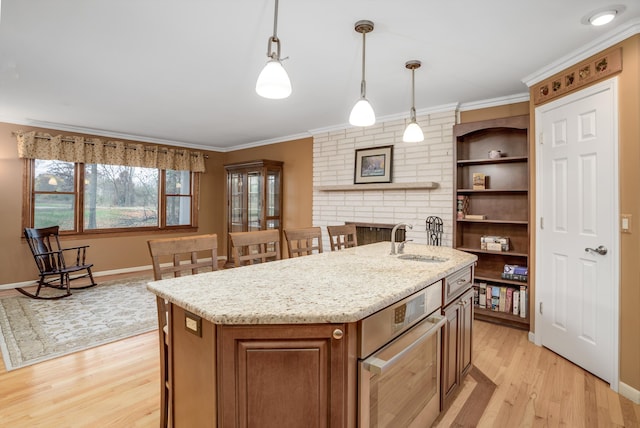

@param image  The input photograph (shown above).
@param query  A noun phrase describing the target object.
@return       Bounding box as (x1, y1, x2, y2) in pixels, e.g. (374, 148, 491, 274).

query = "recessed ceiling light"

(581, 5, 626, 26)
(590, 10, 617, 26)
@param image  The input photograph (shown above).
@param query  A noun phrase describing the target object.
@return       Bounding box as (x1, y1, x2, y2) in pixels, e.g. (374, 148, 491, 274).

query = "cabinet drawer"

(443, 265, 473, 307)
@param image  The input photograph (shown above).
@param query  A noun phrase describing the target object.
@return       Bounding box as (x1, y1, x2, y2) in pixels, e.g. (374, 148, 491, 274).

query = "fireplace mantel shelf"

(315, 182, 438, 192)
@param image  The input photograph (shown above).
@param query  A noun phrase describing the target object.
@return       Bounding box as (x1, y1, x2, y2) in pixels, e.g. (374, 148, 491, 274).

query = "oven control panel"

(358, 280, 442, 358)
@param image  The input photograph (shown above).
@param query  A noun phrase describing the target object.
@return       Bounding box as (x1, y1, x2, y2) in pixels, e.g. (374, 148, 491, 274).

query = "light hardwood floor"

(0, 292, 638, 426)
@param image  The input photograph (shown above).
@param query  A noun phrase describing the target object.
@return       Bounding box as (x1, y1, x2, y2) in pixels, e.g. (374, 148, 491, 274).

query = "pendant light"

(349, 20, 375, 127)
(402, 60, 424, 143)
(256, 0, 292, 99)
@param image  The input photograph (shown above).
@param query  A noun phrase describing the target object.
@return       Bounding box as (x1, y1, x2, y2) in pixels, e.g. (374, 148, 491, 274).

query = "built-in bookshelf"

(453, 115, 530, 330)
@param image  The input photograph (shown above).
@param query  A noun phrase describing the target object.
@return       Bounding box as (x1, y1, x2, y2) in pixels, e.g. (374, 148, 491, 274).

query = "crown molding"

(458, 93, 530, 111)
(522, 18, 640, 87)
(2, 115, 314, 153)
(223, 131, 313, 152)
(308, 102, 460, 136)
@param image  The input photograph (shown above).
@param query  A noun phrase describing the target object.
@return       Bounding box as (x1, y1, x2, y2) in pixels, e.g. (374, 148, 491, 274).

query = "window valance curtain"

(15, 130, 206, 172)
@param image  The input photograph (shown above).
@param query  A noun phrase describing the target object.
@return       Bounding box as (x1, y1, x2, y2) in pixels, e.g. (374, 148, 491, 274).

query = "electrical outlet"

(185, 311, 202, 337)
(621, 214, 632, 233)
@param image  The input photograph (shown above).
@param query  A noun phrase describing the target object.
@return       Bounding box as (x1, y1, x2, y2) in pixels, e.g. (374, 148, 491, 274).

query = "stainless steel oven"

(358, 281, 444, 428)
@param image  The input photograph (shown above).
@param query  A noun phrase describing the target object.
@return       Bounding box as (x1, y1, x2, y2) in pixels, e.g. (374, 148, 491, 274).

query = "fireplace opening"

(346, 222, 406, 246)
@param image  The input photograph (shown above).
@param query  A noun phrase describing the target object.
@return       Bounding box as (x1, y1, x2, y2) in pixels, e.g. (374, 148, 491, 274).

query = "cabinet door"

(459, 289, 474, 376)
(441, 301, 461, 408)
(218, 324, 350, 428)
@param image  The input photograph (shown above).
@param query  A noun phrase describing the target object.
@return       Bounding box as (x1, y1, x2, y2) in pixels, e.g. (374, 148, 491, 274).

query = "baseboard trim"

(0, 265, 151, 291)
(619, 381, 640, 404)
(0, 256, 228, 291)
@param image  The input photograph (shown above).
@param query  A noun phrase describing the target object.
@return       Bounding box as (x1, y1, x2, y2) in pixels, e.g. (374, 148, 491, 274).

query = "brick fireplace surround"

(312, 109, 456, 250)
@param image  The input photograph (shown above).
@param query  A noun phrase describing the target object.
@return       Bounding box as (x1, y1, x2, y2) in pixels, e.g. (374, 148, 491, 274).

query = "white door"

(535, 78, 619, 387)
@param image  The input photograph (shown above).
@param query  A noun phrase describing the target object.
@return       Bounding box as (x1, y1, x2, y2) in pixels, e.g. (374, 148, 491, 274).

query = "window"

(28, 159, 198, 233)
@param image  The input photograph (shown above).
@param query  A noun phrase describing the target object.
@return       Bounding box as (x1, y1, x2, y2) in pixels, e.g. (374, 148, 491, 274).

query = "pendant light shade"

(349, 20, 375, 127)
(402, 60, 424, 143)
(349, 98, 376, 127)
(256, 59, 291, 99)
(256, 0, 291, 99)
(403, 121, 424, 143)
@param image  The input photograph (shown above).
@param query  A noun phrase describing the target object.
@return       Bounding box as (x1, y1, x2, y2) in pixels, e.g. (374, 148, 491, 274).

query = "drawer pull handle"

(332, 329, 344, 340)
(456, 278, 467, 284)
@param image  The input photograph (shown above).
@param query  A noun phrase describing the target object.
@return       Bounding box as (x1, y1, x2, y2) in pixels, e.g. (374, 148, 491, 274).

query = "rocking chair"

(21, 226, 97, 299)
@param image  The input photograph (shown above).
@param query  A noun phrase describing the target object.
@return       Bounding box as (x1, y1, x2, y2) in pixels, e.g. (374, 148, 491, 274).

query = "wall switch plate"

(621, 214, 632, 233)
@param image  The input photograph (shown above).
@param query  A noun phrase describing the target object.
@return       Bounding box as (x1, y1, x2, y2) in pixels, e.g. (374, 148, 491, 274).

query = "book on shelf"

(519, 286, 527, 318)
(485, 285, 492, 309)
(473, 173, 486, 190)
(512, 289, 520, 316)
(499, 287, 507, 312)
(478, 282, 487, 307)
(473, 285, 479, 306)
(505, 288, 513, 314)
(465, 214, 487, 220)
(501, 272, 528, 282)
(491, 286, 500, 311)
(504, 264, 528, 275)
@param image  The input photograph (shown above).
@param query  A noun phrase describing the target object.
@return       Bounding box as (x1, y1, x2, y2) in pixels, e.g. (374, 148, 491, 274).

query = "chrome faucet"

(397, 239, 413, 254)
(390, 223, 413, 255)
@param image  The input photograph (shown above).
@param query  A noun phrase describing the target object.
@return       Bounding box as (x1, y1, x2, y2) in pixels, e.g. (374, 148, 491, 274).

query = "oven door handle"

(362, 315, 445, 375)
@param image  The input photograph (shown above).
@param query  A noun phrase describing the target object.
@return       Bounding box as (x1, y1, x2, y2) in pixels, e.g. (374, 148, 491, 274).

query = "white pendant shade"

(256, 59, 292, 99)
(349, 98, 375, 127)
(403, 121, 424, 143)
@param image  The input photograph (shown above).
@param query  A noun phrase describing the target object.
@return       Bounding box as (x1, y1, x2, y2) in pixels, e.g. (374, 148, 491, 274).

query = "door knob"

(585, 245, 608, 255)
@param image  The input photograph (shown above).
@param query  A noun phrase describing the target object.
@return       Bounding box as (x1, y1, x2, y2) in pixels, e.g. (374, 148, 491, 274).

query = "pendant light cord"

(360, 31, 367, 98)
(267, 0, 281, 60)
(410, 68, 416, 122)
(272, 0, 279, 39)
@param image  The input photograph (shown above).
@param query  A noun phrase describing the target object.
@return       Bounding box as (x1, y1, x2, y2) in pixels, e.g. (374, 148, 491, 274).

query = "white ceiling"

(0, 1, 638, 151)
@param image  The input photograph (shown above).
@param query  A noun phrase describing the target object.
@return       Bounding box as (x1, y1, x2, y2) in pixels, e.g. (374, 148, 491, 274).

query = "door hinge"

(539, 302, 543, 315)
(540, 217, 544, 230)
(539, 133, 544, 144)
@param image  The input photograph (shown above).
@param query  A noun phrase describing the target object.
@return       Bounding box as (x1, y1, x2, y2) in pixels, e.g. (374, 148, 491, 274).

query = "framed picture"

(354, 145, 393, 184)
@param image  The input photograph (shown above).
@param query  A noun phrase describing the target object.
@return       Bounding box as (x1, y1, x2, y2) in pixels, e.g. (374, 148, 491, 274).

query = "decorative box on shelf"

(480, 235, 509, 251)
(472, 173, 486, 190)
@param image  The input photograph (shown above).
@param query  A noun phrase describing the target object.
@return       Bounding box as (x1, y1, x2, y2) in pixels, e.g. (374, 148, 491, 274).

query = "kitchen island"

(147, 241, 476, 427)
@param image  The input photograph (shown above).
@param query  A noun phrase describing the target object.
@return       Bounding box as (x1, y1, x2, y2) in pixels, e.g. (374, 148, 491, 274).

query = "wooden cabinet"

(441, 275, 474, 410)
(225, 160, 283, 265)
(453, 115, 530, 330)
(217, 324, 353, 428)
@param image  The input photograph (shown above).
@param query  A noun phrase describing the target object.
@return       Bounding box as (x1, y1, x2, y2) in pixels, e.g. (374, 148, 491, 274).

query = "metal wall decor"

(533, 48, 621, 105)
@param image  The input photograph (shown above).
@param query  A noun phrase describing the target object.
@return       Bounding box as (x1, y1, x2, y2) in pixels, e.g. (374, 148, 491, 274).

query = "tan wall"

(460, 102, 530, 123)
(0, 122, 225, 284)
(221, 137, 314, 256)
(527, 35, 640, 391)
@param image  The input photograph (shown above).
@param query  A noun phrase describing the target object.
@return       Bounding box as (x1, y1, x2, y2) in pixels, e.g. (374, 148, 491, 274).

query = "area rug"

(0, 276, 157, 371)
(451, 366, 497, 426)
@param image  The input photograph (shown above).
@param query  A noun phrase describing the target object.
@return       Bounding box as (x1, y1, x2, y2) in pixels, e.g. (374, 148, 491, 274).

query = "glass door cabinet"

(225, 160, 283, 265)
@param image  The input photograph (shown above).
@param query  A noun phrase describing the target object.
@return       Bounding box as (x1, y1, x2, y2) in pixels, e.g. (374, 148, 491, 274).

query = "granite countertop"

(146, 241, 477, 325)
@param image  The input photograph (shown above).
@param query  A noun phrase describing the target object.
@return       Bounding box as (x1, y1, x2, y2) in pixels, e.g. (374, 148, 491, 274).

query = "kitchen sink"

(397, 254, 448, 263)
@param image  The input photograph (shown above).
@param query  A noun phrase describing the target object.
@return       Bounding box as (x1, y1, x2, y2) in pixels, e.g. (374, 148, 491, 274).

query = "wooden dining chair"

(229, 229, 281, 267)
(284, 227, 323, 258)
(147, 234, 218, 428)
(21, 226, 97, 299)
(327, 224, 358, 251)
